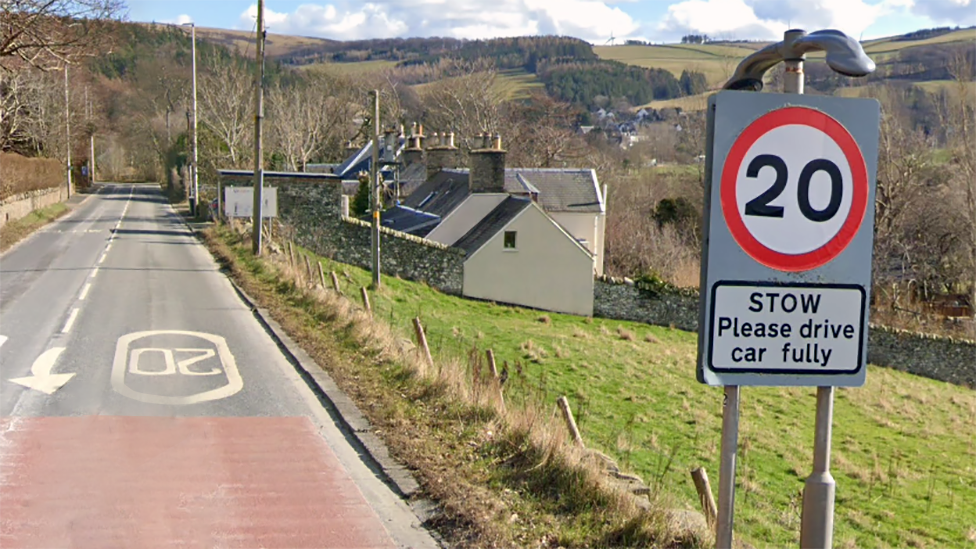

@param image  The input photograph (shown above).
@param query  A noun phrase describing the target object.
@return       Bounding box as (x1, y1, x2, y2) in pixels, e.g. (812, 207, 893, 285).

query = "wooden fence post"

(486, 349, 499, 378)
(485, 348, 505, 413)
(412, 317, 433, 366)
(318, 261, 326, 288)
(287, 242, 296, 267)
(360, 287, 371, 315)
(330, 271, 342, 294)
(304, 254, 313, 282)
(691, 467, 718, 528)
(557, 396, 584, 447)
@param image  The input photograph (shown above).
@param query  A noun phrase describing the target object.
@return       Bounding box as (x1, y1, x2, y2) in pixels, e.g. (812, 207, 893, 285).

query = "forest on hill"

(275, 34, 706, 108)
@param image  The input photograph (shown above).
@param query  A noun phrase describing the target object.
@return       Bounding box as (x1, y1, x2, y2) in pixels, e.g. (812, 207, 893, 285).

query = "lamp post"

(182, 21, 198, 217)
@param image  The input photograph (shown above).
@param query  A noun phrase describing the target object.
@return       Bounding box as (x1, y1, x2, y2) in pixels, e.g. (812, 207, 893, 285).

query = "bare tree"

(198, 54, 252, 168)
(420, 58, 506, 142)
(1, 0, 124, 70)
(267, 72, 358, 171)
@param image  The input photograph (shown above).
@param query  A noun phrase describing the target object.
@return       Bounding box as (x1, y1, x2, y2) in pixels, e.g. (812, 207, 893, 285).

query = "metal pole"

(715, 385, 740, 549)
(369, 89, 381, 288)
(64, 64, 71, 199)
(251, 0, 265, 255)
(87, 86, 95, 185)
(191, 23, 199, 219)
(782, 28, 837, 549)
(801, 386, 836, 548)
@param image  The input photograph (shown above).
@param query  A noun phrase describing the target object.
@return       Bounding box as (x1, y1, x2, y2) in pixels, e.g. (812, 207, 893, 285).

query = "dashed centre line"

(90, 267, 99, 278)
(61, 308, 80, 334)
(79, 283, 92, 301)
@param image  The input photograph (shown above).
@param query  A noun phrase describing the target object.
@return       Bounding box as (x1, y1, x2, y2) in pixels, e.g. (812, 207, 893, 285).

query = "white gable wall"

(549, 211, 606, 276)
(463, 205, 594, 316)
(426, 194, 507, 246)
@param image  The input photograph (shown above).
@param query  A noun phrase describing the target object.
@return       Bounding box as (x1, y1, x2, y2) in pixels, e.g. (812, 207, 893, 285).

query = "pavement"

(0, 184, 439, 548)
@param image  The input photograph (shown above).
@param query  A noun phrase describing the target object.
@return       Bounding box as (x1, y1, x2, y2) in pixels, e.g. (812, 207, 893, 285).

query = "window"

(504, 231, 517, 250)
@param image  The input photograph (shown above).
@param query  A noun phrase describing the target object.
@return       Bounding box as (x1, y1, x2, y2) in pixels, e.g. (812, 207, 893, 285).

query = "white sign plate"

(224, 187, 277, 218)
(709, 283, 865, 374)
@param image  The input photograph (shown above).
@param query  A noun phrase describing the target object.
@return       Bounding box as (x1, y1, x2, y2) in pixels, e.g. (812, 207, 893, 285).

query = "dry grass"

(203, 225, 709, 548)
(0, 153, 62, 201)
(0, 202, 68, 252)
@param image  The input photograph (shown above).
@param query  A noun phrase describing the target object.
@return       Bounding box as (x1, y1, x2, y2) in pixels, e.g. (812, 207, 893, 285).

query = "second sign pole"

(782, 28, 838, 549)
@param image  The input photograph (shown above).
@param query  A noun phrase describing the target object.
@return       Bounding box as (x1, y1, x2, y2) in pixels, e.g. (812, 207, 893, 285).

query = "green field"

(411, 68, 544, 100)
(297, 250, 976, 549)
(594, 44, 749, 87)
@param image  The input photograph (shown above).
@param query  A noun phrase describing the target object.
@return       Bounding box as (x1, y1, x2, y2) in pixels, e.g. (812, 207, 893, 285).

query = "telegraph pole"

(63, 64, 71, 199)
(369, 89, 381, 288)
(87, 86, 96, 185)
(188, 22, 199, 218)
(251, 0, 265, 255)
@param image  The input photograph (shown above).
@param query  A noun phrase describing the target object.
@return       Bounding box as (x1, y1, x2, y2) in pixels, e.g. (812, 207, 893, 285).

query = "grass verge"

(205, 225, 975, 549)
(202, 225, 709, 549)
(0, 202, 69, 253)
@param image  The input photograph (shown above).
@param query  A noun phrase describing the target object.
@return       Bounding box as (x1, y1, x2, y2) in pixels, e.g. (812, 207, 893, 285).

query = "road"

(0, 184, 437, 548)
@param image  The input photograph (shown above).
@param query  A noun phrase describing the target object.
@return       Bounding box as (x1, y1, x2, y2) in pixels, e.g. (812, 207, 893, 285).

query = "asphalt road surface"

(0, 184, 438, 548)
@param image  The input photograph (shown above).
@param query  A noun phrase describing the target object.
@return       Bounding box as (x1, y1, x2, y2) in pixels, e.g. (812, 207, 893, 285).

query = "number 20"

(743, 154, 843, 222)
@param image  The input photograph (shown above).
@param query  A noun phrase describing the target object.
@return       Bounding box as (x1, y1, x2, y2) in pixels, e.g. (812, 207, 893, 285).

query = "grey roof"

(362, 205, 441, 236)
(400, 169, 471, 217)
(397, 162, 428, 198)
(504, 168, 604, 213)
(453, 196, 531, 255)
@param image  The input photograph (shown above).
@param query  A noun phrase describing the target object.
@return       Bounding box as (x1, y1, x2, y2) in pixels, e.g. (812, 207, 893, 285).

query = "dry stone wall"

(593, 278, 976, 387)
(219, 172, 464, 295)
(0, 187, 66, 228)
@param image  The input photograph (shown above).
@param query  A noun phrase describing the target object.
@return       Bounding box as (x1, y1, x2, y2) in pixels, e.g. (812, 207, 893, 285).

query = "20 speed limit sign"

(698, 92, 880, 387)
(721, 107, 869, 272)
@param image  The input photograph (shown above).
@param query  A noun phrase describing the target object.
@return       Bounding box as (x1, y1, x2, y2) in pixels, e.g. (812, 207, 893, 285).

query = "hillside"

(609, 27, 976, 111)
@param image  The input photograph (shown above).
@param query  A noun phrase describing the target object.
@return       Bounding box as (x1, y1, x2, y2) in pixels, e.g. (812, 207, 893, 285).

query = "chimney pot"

(492, 134, 502, 150)
(447, 132, 455, 149)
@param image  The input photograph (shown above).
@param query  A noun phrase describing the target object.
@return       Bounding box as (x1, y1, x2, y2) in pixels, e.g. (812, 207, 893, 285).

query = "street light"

(182, 21, 199, 217)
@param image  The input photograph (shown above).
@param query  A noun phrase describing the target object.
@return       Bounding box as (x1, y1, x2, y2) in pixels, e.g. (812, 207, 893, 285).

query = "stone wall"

(1, 186, 66, 228)
(594, 279, 699, 331)
(219, 171, 465, 295)
(593, 278, 976, 387)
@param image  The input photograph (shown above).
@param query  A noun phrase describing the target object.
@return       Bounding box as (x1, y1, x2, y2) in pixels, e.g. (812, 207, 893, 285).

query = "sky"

(128, 0, 975, 44)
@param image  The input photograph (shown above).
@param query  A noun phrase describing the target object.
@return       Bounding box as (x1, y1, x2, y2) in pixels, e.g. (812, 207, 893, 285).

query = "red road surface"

(0, 416, 396, 549)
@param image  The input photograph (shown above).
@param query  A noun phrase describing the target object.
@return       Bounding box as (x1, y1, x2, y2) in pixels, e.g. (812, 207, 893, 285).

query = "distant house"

(365, 130, 606, 315)
(457, 197, 595, 316)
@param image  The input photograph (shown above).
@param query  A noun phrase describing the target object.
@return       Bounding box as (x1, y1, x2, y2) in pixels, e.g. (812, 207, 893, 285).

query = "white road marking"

(79, 283, 92, 300)
(112, 330, 242, 405)
(9, 347, 74, 394)
(105, 243, 112, 251)
(90, 267, 99, 278)
(61, 308, 80, 333)
(0, 335, 7, 349)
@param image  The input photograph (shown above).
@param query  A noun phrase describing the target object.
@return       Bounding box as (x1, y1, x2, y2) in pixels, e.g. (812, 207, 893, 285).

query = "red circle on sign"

(720, 106, 868, 272)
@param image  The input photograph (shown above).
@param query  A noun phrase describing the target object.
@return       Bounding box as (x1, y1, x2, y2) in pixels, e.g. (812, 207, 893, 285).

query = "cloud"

(910, 0, 976, 25)
(654, 0, 908, 41)
(162, 14, 193, 25)
(237, 0, 639, 43)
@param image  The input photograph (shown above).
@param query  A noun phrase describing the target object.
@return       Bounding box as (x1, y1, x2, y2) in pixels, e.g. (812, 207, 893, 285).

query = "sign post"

(698, 29, 879, 549)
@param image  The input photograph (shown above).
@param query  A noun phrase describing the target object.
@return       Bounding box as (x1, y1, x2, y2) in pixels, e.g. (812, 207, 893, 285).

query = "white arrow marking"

(10, 347, 74, 394)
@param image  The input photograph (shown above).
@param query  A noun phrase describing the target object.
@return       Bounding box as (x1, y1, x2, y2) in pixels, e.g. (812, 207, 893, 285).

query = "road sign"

(697, 91, 880, 387)
(225, 187, 277, 218)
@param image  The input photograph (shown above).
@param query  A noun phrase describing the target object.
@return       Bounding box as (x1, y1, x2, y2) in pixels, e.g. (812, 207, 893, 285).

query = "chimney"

(345, 140, 358, 156)
(402, 129, 424, 169)
(382, 127, 397, 163)
(469, 132, 506, 193)
(426, 130, 459, 181)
